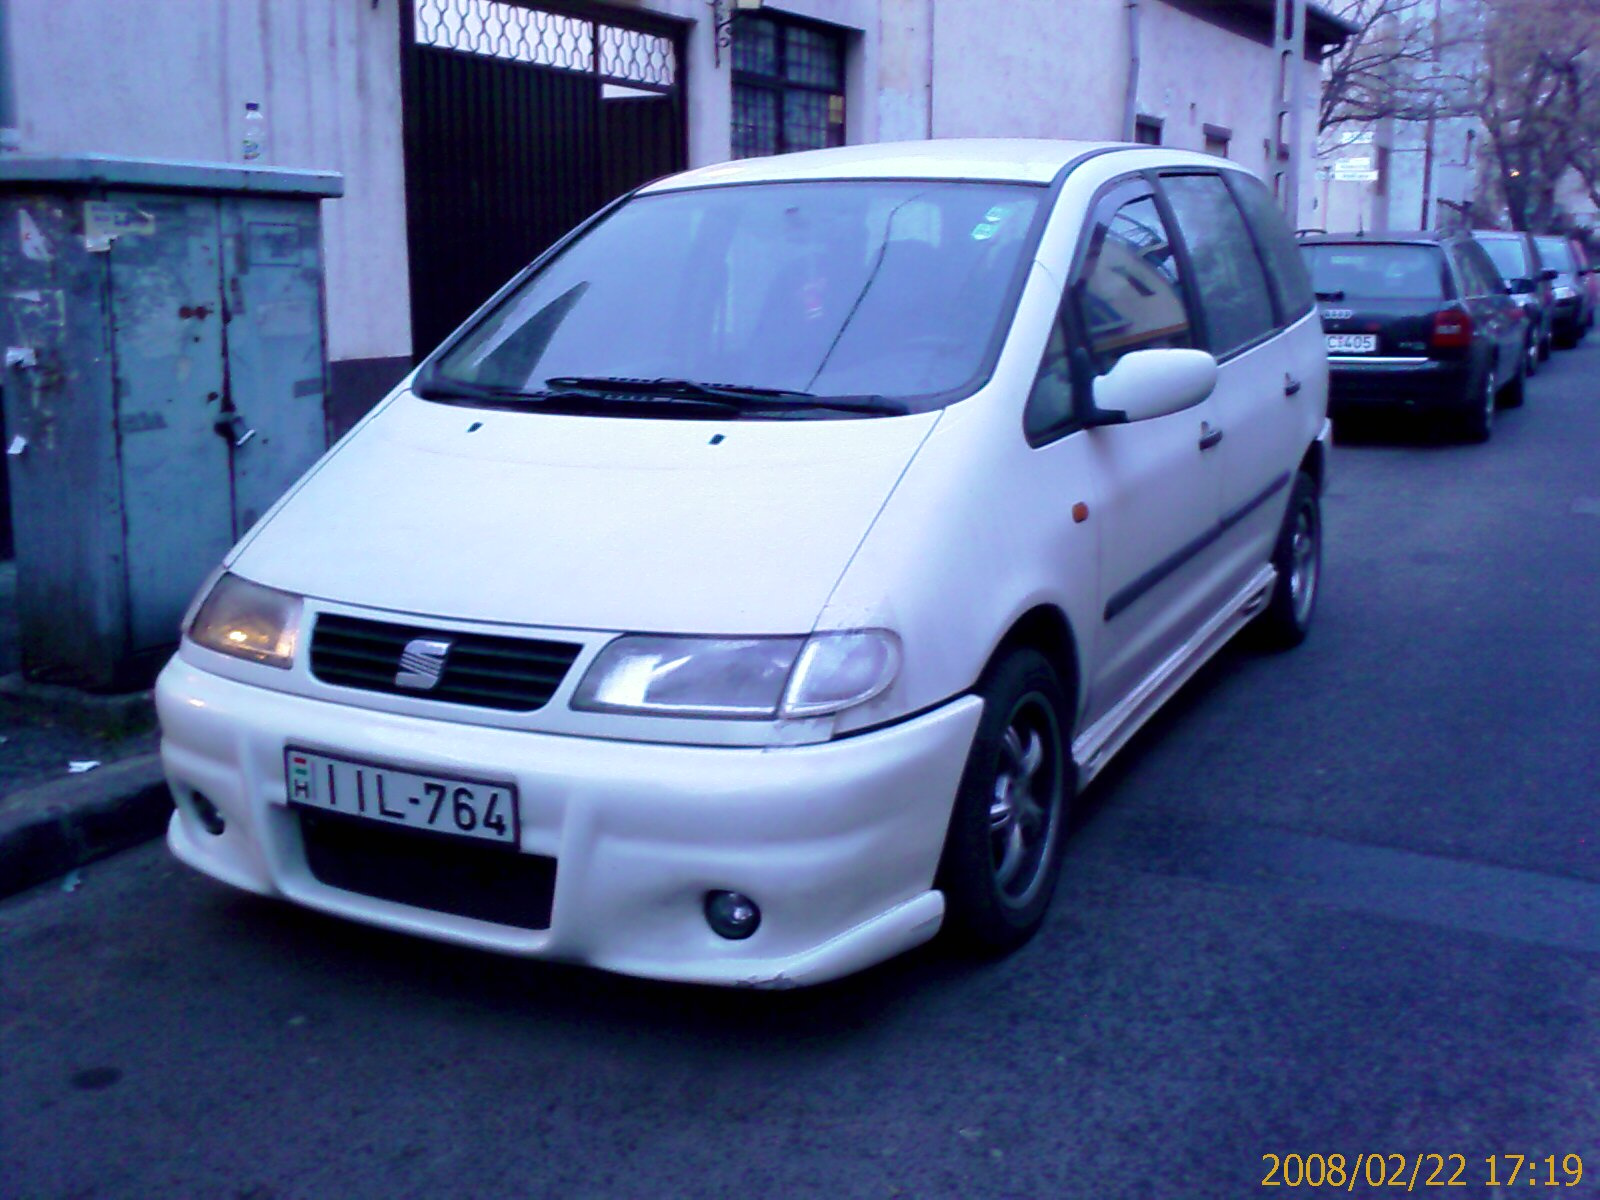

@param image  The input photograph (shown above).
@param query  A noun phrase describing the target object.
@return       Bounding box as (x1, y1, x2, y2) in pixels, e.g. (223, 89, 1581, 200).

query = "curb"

(0, 672, 157, 740)
(0, 754, 172, 900)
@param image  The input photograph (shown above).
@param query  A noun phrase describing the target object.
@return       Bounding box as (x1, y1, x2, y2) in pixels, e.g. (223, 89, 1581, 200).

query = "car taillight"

(1432, 309, 1473, 349)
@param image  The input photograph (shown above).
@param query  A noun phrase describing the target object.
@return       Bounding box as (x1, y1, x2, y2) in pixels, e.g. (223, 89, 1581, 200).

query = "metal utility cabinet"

(0, 156, 343, 689)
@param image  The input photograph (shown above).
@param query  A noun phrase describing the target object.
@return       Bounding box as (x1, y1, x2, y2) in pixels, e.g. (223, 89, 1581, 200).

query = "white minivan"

(158, 140, 1330, 987)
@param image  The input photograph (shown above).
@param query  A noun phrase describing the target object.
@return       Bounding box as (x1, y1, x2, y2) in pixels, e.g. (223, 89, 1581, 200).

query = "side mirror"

(1086, 348, 1219, 425)
(1499, 282, 1514, 296)
(1541, 267, 1560, 282)
(1510, 276, 1534, 293)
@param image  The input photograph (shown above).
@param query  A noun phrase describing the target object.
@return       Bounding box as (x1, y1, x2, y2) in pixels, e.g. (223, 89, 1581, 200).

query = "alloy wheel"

(987, 696, 1061, 908)
(1289, 501, 1319, 628)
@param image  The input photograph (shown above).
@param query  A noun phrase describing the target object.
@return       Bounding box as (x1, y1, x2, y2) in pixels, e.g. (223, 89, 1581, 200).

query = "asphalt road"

(3, 343, 1598, 1200)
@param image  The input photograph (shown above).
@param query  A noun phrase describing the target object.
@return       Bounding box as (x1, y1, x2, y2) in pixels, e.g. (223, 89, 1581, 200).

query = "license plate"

(1326, 333, 1377, 353)
(285, 748, 518, 846)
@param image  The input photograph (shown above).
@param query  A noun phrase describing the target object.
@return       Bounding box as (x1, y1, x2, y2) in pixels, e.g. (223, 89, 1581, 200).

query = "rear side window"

(1299, 244, 1447, 300)
(1476, 237, 1529, 281)
(1160, 173, 1276, 358)
(1448, 243, 1494, 297)
(1535, 237, 1574, 271)
(1226, 172, 1315, 322)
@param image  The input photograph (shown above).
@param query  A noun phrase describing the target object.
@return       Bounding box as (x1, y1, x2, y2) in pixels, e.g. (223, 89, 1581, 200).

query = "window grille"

(731, 13, 846, 159)
(415, 0, 676, 91)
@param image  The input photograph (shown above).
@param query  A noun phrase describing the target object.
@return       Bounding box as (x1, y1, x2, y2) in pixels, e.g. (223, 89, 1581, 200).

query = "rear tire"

(1499, 343, 1528, 409)
(1255, 471, 1321, 649)
(937, 649, 1071, 955)
(1459, 366, 1495, 443)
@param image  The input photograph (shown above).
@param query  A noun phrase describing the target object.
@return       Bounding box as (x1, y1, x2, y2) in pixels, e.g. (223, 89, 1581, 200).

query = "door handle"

(1199, 422, 1224, 450)
(1284, 374, 1302, 396)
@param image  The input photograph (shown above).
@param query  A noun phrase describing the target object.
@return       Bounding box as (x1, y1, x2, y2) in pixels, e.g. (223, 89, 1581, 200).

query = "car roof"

(1299, 231, 1457, 246)
(1471, 229, 1531, 241)
(638, 139, 1238, 192)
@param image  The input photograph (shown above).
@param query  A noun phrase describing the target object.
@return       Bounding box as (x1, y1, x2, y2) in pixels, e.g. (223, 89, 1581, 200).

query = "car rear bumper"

(1327, 357, 1475, 411)
(157, 658, 984, 988)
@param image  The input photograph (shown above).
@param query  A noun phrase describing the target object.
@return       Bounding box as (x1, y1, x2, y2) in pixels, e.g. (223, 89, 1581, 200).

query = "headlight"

(572, 630, 900, 720)
(1555, 284, 1578, 300)
(187, 572, 303, 668)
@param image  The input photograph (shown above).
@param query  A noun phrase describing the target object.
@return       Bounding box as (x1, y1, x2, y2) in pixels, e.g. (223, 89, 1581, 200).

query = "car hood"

(231, 391, 939, 635)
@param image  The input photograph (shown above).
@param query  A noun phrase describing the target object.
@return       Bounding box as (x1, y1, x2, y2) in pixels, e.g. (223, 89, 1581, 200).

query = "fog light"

(705, 890, 761, 940)
(190, 791, 226, 836)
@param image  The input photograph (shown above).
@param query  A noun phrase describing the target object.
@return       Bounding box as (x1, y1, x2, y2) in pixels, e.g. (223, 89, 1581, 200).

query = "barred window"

(731, 13, 846, 159)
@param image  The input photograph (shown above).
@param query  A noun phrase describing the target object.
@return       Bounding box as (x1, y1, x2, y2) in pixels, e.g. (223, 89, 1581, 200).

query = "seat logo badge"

(395, 638, 452, 690)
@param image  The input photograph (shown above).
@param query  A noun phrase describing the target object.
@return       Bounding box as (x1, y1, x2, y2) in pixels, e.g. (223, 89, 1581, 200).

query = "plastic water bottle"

(242, 102, 266, 161)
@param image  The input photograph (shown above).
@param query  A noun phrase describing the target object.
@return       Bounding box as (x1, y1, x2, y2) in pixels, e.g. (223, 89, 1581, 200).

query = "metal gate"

(401, 0, 687, 358)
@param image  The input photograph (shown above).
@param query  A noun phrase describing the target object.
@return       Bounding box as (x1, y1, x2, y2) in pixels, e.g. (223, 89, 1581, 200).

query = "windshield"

(1476, 236, 1528, 280)
(1301, 243, 1446, 299)
(422, 180, 1044, 413)
(1535, 237, 1574, 272)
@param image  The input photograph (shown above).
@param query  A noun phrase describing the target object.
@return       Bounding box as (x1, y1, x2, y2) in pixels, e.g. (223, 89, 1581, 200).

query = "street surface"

(3, 343, 1598, 1199)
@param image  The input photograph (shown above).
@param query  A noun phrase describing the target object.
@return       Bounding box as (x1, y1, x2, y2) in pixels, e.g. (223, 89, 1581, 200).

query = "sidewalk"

(0, 560, 171, 898)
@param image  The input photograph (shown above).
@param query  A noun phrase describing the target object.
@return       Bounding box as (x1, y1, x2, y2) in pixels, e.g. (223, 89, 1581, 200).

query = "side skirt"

(1071, 565, 1276, 790)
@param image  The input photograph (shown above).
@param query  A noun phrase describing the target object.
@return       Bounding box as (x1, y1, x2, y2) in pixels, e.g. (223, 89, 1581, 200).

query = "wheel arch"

(1298, 437, 1327, 495)
(977, 605, 1084, 737)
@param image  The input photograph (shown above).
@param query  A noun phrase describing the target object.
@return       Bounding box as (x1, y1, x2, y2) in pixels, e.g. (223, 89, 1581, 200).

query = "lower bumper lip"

(156, 657, 984, 986)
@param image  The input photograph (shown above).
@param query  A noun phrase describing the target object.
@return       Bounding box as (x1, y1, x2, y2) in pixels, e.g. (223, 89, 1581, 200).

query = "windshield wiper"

(546, 376, 906, 416)
(412, 375, 547, 403)
(413, 374, 740, 416)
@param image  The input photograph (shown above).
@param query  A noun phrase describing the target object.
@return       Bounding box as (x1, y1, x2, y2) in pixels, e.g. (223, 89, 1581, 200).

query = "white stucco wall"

(874, 0, 1324, 224)
(928, 0, 1127, 140)
(6, 0, 1326, 366)
(1133, 1, 1324, 227)
(9, 0, 410, 364)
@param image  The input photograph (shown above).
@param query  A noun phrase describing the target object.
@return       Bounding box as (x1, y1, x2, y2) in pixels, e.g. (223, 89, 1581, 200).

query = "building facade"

(2, 0, 1349, 434)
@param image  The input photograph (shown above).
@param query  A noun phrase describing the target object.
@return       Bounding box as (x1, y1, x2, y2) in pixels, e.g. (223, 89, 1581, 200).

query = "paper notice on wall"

(6, 435, 25, 456)
(83, 201, 156, 252)
(18, 210, 52, 261)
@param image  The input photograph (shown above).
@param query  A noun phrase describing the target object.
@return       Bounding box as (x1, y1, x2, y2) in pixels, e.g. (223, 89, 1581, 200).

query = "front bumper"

(1327, 357, 1473, 412)
(156, 659, 983, 988)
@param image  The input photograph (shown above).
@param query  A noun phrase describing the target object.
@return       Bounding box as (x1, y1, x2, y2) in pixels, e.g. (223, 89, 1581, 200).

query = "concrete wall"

(9, 0, 409, 370)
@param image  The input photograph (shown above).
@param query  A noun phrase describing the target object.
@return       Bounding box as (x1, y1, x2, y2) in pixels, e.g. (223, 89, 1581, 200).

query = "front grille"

(299, 808, 557, 930)
(310, 613, 581, 712)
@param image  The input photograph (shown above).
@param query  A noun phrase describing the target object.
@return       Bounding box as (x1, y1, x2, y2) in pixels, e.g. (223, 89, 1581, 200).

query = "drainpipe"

(1122, 0, 1141, 141)
(0, 0, 18, 153)
(925, 0, 936, 139)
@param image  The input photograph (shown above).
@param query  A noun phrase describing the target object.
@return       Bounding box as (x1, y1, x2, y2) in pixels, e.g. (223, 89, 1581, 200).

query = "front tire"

(937, 649, 1071, 955)
(1255, 471, 1321, 649)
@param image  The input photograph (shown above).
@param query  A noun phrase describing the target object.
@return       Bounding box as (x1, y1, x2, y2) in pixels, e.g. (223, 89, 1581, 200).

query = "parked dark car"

(1300, 231, 1530, 442)
(1534, 234, 1592, 347)
(1573, 238, 1600, 317)
(1474, 230, 1554, 365)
